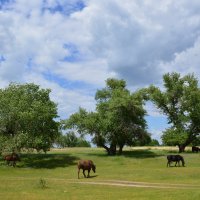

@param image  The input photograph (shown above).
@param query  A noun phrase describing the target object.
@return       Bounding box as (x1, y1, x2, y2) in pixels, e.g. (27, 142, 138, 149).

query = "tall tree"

(64, 78, 149, 155)
(0, 83, 59, 153)
(148, 72, 200, 152)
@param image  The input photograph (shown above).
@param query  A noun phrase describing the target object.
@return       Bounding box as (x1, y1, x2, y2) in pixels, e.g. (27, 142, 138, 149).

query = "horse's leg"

(7, 160, 10, 166)
(83, 169, 86, 178)
(87, 169, 91, 178)
(78, 168, 80, 179)
(176, 160, 180, 167)
(181, 160, 183, 166)
(167, 161, 169, 167)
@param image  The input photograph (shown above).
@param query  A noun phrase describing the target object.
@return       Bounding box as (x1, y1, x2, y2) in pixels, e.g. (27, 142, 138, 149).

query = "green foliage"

(147, 139, 160, 146)
(148, 72, 200, 151)
(162, 128, 188, 146)
(76, 138, 91, 147)
(64, 78, 149, 155)
(55, 132, 91, 147)
(0, 83, 59, 153)
(190, 135, 200, 146)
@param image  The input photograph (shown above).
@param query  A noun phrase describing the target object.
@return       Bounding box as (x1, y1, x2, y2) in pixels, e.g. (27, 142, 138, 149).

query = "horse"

(4, 153, 21, 167)
(192, 146, 199, 153)
(167, 155, 185, 167)
(77, 160, 96, 179)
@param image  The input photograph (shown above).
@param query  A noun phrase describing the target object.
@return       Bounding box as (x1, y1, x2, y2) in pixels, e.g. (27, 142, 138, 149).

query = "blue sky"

(1, 0, 200, 143)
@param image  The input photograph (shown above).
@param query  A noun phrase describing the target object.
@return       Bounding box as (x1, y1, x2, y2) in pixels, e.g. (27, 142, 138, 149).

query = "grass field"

(0, 147, 200, 200)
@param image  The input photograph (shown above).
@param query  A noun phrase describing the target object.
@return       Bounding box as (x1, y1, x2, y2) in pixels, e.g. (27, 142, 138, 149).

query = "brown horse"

(77, 160, 96, 179)
(4, 153, 21, 167)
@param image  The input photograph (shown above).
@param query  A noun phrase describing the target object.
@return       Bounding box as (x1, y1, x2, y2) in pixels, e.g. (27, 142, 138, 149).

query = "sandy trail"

(2, 177, 200, 189)
(68, 179, 200, 189)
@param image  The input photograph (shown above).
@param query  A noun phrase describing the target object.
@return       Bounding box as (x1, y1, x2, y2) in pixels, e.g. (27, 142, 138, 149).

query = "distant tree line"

(0, 72, 200, 155)
(55, 131, 91, 148)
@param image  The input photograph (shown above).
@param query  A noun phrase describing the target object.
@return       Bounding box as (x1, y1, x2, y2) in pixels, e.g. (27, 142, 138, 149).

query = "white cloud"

(160, 37, 200, 76)
(1, 0, 200, 140)
(2, 0, 200, 86)
(144, 101, 162, 118)
(149, 129, 163, 144)
(25, 72, 96, 119)
(56, 59, 116, 86)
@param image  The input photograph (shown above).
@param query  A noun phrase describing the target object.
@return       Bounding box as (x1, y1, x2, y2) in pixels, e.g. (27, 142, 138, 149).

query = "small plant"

(38, 178, 47, 189)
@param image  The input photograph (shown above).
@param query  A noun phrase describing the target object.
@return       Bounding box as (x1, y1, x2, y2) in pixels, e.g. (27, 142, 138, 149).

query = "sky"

(1, 0, 200, 143)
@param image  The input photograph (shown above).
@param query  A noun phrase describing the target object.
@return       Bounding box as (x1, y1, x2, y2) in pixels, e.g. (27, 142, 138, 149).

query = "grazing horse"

(192, 146, 199, 153)
(4, 153, 21, 167)
(167, 155, 185, 167)
(77, 160, 96, 179)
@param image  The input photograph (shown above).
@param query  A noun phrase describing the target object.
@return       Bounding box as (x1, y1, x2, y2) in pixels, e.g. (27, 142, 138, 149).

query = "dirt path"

(3, 177, 200, 189)
(68, 179, 200, 189)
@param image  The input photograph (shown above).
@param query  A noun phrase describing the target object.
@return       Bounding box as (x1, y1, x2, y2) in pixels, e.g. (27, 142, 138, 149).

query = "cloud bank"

(1, 0, 200, 140)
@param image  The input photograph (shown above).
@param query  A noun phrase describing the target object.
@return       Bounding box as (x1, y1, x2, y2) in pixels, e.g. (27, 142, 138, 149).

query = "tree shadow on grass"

(121, 149, 164, 159)
(86, 149, 163, 159)
(19, 153, 79, 169)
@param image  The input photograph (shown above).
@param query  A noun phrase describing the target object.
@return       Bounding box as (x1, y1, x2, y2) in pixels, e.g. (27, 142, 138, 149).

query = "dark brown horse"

(167, 155, 185, 167)
(77, 160, 96, 179)
(4, 153, 21, 167)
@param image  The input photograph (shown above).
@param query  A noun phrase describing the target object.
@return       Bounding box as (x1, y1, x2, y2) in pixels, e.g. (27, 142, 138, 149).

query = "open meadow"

(0, 147, 200, 200)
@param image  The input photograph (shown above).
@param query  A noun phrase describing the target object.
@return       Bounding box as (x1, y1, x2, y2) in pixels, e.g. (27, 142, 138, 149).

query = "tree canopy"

(64, 78, 150, 155)
(0, 83, 59, 153)
(148, 72, 200, 152)
(2, 72, 199, 154)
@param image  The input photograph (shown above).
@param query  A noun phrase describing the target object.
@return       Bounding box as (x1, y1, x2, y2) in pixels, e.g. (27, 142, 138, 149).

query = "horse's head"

(180, 156, 185, 167)
(92, 164, 96, 173)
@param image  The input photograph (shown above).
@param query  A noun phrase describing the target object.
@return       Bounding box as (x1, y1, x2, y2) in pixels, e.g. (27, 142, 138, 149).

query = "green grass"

(0, 147, 200, 200)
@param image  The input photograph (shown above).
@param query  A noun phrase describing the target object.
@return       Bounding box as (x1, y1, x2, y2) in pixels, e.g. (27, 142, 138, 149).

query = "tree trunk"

(107, 142, 117, 155)
(96, 138, 117, 155)
(178, 144, 186, 153)
(101, 144, 110, 154)
(118, 144, 124, 155)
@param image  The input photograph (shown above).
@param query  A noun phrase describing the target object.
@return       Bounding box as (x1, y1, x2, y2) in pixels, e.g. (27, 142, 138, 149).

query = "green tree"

(76, 138, 91, 147)
(147, 139, 160, 146)
(148, 72, 200, 152)
(191, 135, 200, 146)
(0, 83, 59, 153)
(64, 78, 149, 155)
(55, 132, 91, 147)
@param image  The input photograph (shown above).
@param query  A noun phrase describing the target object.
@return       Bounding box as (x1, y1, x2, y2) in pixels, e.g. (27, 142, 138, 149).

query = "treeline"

(55, 132, 91, 148)
(64, 72, 200, 154)
(0, 72, 200, 155)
